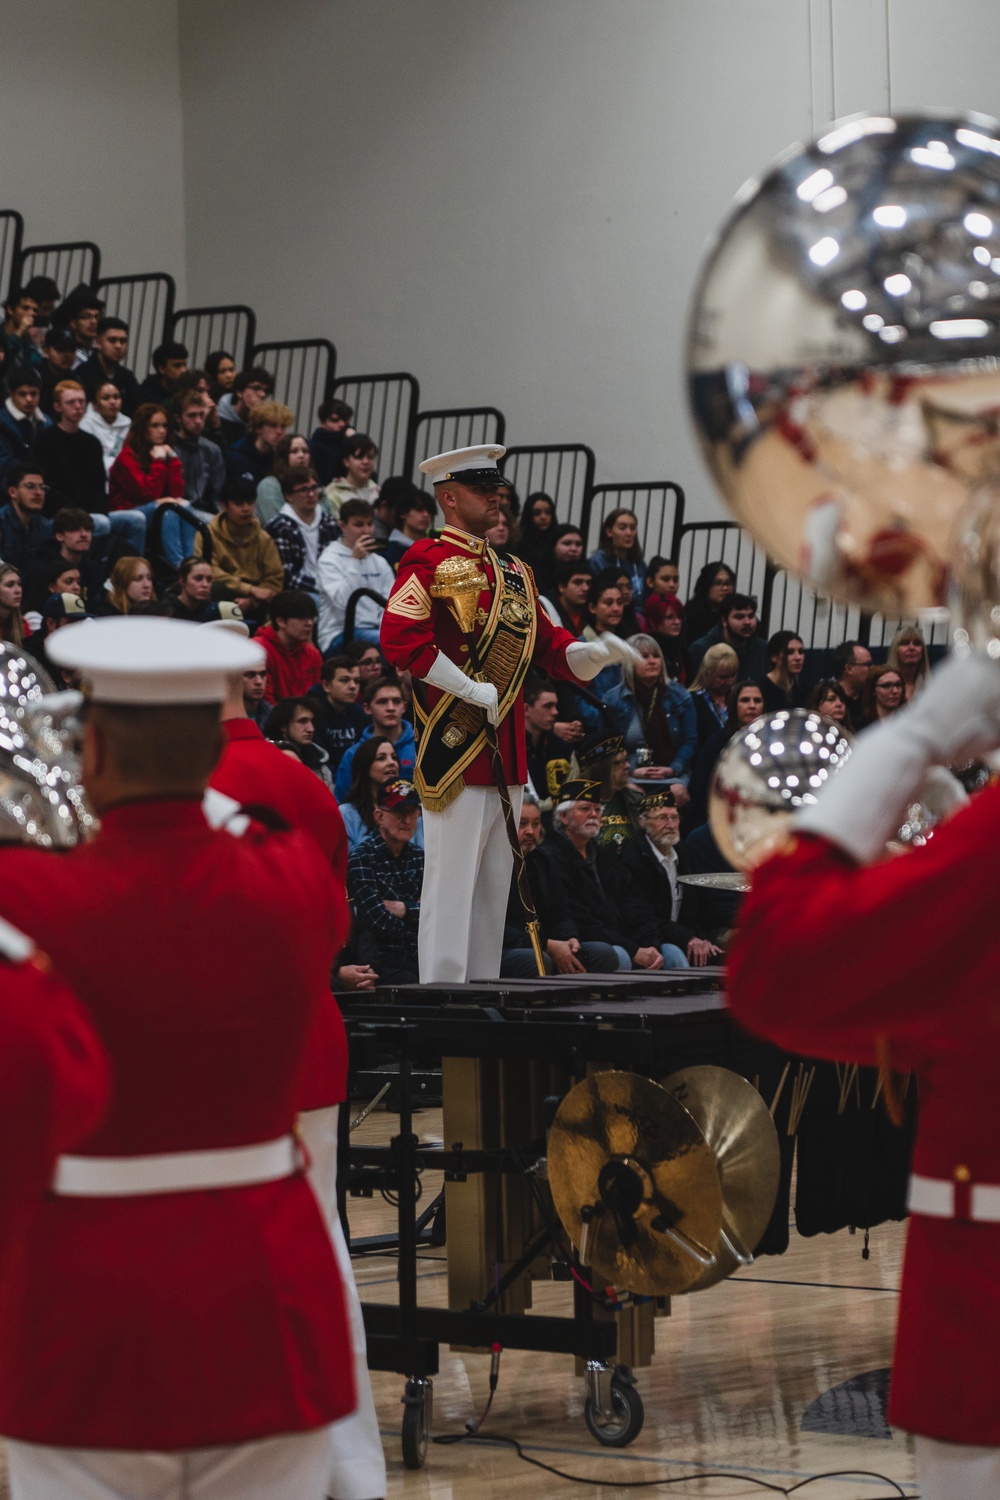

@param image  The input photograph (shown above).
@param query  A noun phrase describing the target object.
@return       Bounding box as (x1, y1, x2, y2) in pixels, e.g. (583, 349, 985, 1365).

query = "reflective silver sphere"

(709, 709, 852, 871)
(0, 644, 95, 848)
(688, 111, 1000, 615)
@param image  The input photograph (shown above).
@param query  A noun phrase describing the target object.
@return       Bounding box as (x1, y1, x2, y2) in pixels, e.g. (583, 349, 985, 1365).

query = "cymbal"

(677, 872, 751, 892)
(547, 1071, 723, 1296)
(662, 1065, 780, 1292)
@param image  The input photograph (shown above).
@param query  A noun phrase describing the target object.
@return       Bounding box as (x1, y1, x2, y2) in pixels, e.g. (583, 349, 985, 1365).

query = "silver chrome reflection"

(709, 709, 851, 871)
(0, 644, 96, 847)
(688, 110, 1000, 616)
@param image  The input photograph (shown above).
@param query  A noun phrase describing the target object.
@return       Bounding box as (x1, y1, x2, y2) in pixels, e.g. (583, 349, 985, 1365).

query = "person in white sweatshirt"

(316, 497, 394, 654)
(79, 381, 131, 482)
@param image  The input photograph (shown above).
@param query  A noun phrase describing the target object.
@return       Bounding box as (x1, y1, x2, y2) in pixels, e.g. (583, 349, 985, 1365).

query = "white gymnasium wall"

(0, 0, 186, 292)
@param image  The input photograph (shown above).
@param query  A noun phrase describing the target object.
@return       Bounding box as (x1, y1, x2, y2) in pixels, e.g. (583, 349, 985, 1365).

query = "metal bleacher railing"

(0, 211, 24, 302)
(96, 273, 176, 382)
(589, 481, 685, 561)
(409, 407, 506, 485)
(332, 372, 420, 480)
(249, 338, 337, 433)
(500, 444, 596, 536)
(15, 240, 101, 295)
(170, 303, 256, 371)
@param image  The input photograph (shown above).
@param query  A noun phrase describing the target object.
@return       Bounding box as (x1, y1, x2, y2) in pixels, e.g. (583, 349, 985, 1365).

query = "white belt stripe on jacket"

(908, 1172, 1000, 1223)
(52, 1134, 300, 1197)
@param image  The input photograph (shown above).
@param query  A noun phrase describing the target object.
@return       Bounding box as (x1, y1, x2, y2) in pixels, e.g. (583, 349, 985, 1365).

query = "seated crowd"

(0, 280, 930, 987)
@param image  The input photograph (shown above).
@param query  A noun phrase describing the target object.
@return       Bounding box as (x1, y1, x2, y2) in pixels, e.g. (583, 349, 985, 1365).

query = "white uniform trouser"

(419, 784, 522, 983)
(916, 1435, 1000, 1498)
(5, 1426, 334, 1499)
(299, 1105, 386, 1500)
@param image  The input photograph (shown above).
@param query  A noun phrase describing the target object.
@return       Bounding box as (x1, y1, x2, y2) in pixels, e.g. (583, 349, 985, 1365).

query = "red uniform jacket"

(0, 799, 355, 1449)
(255, 623, 324, 705)
(107, 445, 186, 510)
(0, 947, 110, 1245)
(727, 786, 1000, 1445)
(380, 524, 580, 787)
(211, 716, 349, 1109)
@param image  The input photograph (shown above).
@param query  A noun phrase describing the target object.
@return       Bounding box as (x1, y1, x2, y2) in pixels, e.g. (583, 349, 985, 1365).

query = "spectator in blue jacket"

(0, 368, 50, 485)
(334, 675, 417, 801)
(605, 633, 697, 794)
(0, 464, 52, 575)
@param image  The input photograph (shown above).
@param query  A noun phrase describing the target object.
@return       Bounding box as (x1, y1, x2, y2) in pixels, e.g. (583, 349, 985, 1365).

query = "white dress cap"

(47, 617, 265, 705)
(418, 444, 507, 486)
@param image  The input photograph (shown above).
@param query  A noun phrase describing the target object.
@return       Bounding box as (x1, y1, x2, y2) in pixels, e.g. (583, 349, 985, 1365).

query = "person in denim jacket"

(604, 633, 697, 805)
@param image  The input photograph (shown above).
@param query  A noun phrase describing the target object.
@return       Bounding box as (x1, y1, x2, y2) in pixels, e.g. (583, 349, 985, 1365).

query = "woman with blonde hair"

(106, 556, 156, 616)
(689, 642, 740, 746)
(0, 565, 26, 646)
(605, 632, 697, 796)
(887, 625, 930, 701)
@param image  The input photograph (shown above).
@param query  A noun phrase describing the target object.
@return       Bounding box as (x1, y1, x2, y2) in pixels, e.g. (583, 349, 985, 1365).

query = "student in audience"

(857, 662, 906, 728)
(0, 565, 25, 645)
(164, 558, 230, 624)
(577, 571, 627, 697)
(205, 350, 237, 404)
(648, 591, 687, 684)
(27, 592, 89, 666)
(108, 402, 194, 566)
(346, 638, 384, 688)
(887, 625, 930, 701)
(308, 655, 367, 774)
(552, 523, 585, 566)
(381, 485, 436, 569)
(551, 560, 593, 636)
(24, 508, 112, 613)
(256, 590, 323, 702)
(339, 735, 401, 851)
(172, 369, 225, 448)
(21, 274, 61, 324)
(33, 380, 107, 515)
(105, 555, 156, 615)
(172, 389, 226, 512)
(53, 284, 104, 366)
(43, 559, 82, 599)
(242, 663, 270, 728)
(37, 327, 79, 418)
(761, 630, 807, 712)
(0, 464, 52, 574)
(325, 433, 380, 515)
(265, 468, 339, 591)
(485, 498, 518, 559)
(611, 568, 645, 635)
(194, 477, 284, 615)
(831, 639, 874, 729)
(687, 678, 766, 829)
(263, 697, 333, 790)
(807, 677, 851, 726)
(371, 479, 406, 546)
(137, 341, 189, 407)
(80, 380, 131, 477)
(317, 497, 394, 654)
(684, 560, 736, 644)
(688, 591, 768, 681)
(335, 675, 416, 799)
(309, 399, 355, 486)
(0, 367, 50, 483)
(519, 492, 558, 590)
(79, 317, 141, 415)
(643, 556, 681, 634)
(348, 779, 424, 984)
(606, 633, 697, 795)
(3, 289, 40, 367)
(588, 508, 645, 594)
(256, 433, 320, 524)
(227, 401, 294, 486)
(523, 679, 577, 804)
(216, 367, 275, 444)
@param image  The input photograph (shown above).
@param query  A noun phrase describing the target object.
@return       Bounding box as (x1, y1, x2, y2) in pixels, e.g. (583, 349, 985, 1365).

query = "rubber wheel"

(401, 1395, 429, 1469)
(584, 1379, 645, 1448)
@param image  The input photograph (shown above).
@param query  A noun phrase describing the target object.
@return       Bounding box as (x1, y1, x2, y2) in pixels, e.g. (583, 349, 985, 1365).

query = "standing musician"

(726, 651, 1000, 1500)
(380, 445, 637, 982)
(0, 617, 356, 1500)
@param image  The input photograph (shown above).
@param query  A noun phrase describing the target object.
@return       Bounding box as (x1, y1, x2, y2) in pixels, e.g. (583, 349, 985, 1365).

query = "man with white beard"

(633, 791, 722, 967)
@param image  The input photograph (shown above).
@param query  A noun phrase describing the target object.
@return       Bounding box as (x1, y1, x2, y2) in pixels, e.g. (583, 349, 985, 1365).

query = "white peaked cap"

(47, 617, 265, 705)
(418, 444, 507, 485)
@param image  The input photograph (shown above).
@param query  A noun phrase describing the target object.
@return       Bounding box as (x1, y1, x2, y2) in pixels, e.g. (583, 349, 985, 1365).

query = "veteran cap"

(47, 616, 265, 705)
(418, 444, 507, 490)
(577, 732, 625, 769)
(378, 778, 421, 810)
(556, 778, 603, 808)
(639, 789, 677, 814)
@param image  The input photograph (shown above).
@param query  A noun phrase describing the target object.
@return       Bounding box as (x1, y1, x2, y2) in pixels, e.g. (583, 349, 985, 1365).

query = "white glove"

(796, 652, 1000, 864)
(566, 635, 641, 682)
(423, 650, 500, 727)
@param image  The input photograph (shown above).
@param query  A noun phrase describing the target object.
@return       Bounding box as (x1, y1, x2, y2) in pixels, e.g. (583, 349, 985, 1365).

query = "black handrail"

(95, 272, 176, 379)
(144, 503, 212, 588)
(249, 338, 337, 430)
(0, 210, 25, 302)
(15, 239, 101, 294)
(343, 587, 388, 647)
(332, 372, 420, 479)
(499, 443, 596, 534)
(170, 303, 257, 369)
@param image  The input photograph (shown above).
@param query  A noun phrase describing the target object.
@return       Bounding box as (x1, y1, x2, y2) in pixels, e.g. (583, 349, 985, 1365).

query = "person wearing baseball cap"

(347, 778, 423, 987)
(0, 618, 357, 1500)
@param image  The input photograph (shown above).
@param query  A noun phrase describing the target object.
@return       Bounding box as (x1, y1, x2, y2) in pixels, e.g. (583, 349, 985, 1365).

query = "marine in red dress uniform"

(726, 651, 1000, 1499)
(380, 445, 636, 982)
(0, 618, 356, 1500)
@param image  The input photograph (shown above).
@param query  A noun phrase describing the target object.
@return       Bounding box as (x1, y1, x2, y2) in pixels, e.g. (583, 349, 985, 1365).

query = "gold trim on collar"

(440, 525, 486, 556)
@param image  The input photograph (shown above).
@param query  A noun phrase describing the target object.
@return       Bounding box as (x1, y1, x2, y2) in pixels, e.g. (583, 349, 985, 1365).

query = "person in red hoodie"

(107, 402, 193, 569)
(256, 589, 323, 704)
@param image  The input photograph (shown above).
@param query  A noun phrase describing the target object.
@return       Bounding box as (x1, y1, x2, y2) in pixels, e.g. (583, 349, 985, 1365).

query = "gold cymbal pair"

(547, 1068, 779, 1297)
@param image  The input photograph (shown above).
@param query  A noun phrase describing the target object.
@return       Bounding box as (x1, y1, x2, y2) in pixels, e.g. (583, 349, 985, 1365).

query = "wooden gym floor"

(353, 1106, 916, 1500)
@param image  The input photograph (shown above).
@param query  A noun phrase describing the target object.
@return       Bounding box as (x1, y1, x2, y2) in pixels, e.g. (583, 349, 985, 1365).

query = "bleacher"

(1, 205, 947, 659)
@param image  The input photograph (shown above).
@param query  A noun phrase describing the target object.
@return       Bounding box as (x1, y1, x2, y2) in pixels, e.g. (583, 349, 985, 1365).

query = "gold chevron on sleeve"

(387, 572, 432, 620)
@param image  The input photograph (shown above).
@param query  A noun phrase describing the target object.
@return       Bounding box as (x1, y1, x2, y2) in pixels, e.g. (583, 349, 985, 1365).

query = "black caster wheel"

(401, 1377, 432, 1469)
(584, 1376, 645, 1448)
